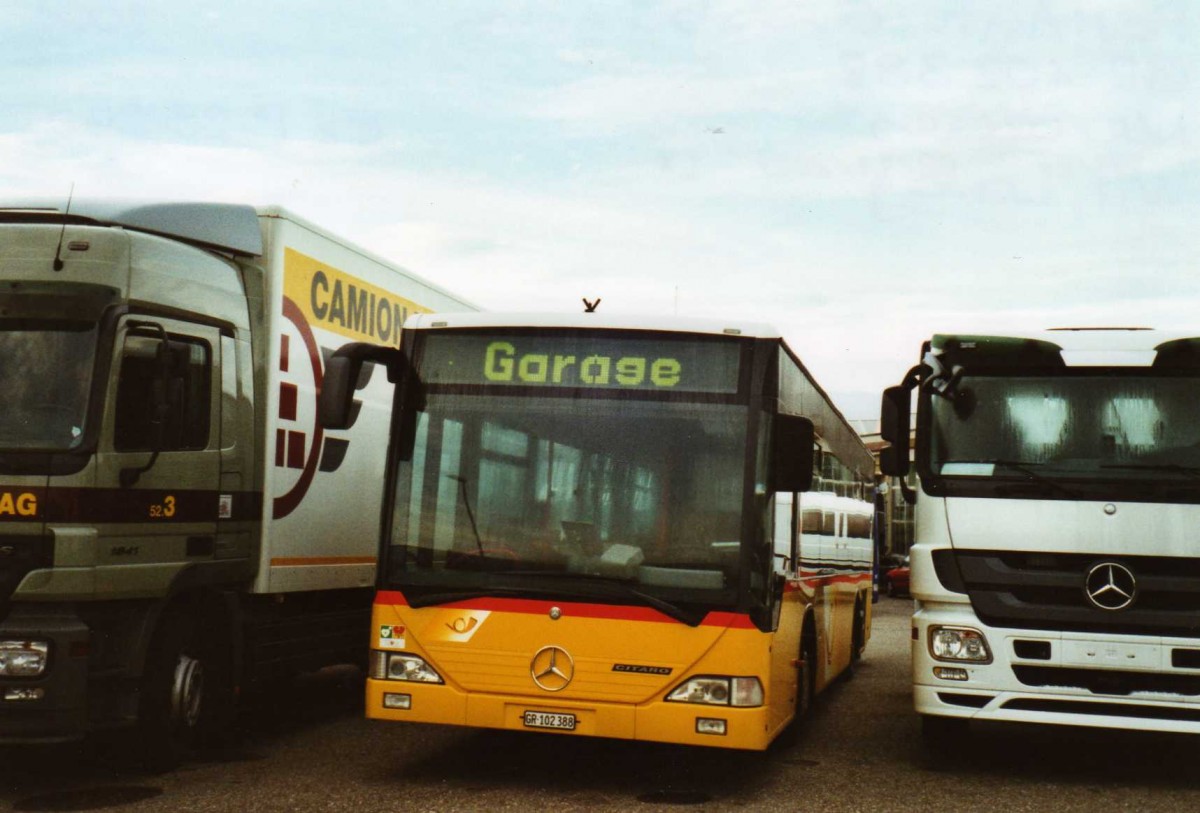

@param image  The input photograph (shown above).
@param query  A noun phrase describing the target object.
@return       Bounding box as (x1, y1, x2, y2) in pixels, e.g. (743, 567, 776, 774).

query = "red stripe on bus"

(374, 590, 756, 628)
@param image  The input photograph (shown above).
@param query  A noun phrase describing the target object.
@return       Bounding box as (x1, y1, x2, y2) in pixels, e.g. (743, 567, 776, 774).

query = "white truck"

(0, 199, 474, 763)
(880, 329, 1200, 741)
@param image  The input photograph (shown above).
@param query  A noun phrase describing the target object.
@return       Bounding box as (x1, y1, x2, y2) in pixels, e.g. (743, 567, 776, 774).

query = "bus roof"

(404, 311, 781, 338)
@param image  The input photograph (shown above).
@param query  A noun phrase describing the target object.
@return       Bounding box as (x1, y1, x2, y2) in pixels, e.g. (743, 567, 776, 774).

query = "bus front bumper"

(914, 602, 1200, 735)
(364, 678, 777, 750)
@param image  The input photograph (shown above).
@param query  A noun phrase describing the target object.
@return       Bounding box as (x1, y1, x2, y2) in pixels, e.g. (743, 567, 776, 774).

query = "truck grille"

(1013, 665, 1200, 697)
(944, 550, 1200, 637)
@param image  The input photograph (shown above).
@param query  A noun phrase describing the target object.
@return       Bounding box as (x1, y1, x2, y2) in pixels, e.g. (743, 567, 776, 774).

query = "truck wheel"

(136, 606, 234, 770)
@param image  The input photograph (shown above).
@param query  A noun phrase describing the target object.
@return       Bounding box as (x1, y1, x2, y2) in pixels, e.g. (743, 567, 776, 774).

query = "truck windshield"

(930, 374, 1200, 484)
(0, 320, 97, 451)
(387, 393, 747, 607)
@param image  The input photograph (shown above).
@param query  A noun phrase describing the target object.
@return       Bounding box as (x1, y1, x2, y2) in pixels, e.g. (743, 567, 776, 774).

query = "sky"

(3, 1, 1199, 421)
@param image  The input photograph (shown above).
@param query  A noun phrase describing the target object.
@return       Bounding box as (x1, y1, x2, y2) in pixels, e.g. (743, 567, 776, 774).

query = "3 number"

(149, 495, 177, 518)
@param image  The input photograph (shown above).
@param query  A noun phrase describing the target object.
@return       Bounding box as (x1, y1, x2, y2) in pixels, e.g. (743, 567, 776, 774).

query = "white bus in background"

(880, 328, 1200, 740)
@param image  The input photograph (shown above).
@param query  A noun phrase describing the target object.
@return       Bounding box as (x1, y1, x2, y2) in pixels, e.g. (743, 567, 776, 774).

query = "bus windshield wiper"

(489, 570, 710, 628)
(406, 587, 531, 608)
(1100, 462, 1200, 480)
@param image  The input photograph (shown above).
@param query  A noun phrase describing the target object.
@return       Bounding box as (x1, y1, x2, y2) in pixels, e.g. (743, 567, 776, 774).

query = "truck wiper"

(1100, 463, 1200, 480)
(955, 459, 1081, 498)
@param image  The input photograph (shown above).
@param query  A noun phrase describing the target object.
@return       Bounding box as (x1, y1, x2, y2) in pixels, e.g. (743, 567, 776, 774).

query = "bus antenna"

(582, 297, 601, 313)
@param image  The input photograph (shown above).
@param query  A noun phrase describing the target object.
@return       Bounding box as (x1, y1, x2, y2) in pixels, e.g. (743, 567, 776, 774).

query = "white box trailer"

(0, 200, 475, 763)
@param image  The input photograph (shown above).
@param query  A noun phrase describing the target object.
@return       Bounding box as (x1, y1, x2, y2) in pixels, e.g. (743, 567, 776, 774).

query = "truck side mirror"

(771, 414, 815, 493)
(880, 386, 911, 477)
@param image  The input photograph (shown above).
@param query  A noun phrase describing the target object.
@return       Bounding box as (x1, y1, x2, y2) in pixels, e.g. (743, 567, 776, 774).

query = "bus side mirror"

(880, 386, 911, 477)
(319, 342, 407, 430)
(772, 415, 815, 493)
(318, 355, 359, 430)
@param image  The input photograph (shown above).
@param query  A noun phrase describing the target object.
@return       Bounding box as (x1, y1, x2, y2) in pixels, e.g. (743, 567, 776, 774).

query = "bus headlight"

(385, 653, 443, 683)
(0, 641, 49, 677)
(929, 626, 992, 663)
(666, 676, 763, 707)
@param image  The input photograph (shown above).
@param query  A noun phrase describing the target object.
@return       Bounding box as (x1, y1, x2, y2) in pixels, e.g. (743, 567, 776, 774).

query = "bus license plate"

(523, 711, 576, 731)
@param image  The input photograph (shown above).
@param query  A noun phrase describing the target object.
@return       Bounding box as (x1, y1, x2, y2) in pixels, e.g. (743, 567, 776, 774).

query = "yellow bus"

(320, 313, 875, 750)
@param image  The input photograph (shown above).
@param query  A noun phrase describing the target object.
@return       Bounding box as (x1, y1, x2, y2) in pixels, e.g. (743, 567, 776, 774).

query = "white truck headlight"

(666, 676, 763, 707)
(385, 653, 443, 683)
(929, 626, 992, 663)
(0, 641, 49, 677)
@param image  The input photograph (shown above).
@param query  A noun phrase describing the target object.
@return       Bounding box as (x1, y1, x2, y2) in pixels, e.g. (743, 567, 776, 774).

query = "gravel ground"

(3, 598, 1200, 811)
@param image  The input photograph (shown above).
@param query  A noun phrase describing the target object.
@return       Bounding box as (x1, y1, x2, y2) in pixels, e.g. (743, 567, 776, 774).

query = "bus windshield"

(930, 374, 1200, 482)
(0, 320, 97, 451)
(386, 330, 749, 608)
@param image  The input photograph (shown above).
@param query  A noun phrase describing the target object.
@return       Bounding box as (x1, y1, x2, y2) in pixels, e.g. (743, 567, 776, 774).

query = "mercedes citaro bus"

(320, 313, 875, 750)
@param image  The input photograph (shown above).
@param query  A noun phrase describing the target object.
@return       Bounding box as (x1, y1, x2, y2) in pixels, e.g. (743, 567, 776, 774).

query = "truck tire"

(135, 604, 235, 770)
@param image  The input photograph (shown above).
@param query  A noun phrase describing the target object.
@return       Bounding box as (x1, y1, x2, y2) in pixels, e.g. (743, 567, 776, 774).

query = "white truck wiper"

(953, 459, 1081, 498)
(1100, 462, 1200, 480)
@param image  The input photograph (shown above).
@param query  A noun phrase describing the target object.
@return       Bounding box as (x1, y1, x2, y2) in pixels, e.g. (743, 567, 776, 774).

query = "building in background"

(852, 419, 916, 560)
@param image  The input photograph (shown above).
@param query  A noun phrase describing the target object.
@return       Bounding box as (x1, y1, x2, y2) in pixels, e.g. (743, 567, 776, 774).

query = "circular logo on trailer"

(273, 297, 326, 519)
(530, 646, 574, 692)
(1084, 562, 1136, 611)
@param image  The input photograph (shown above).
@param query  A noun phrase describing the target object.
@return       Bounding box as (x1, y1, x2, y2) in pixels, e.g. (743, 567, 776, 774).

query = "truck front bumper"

(915, 602, 1200, 735)
(0, 605, 90, 743)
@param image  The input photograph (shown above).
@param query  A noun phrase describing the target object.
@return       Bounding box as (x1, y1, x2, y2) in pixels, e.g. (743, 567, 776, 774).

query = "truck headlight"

(929, 626, 992, 663)
(385, 653, 443, 683)
(0, 641, 49, 677)
(666, 676, 763, 707)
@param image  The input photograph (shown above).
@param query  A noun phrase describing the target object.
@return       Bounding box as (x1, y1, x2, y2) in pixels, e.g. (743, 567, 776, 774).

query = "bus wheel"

(136, 605, 234, 770)
(797, 637, 816, 717)
(850, 599, 866, 663)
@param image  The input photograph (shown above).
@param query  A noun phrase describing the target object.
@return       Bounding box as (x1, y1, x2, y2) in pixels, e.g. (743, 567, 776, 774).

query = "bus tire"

(135, 602, 235, 770)
(773, 624, 816, 749)
(850, 598, 867, 664)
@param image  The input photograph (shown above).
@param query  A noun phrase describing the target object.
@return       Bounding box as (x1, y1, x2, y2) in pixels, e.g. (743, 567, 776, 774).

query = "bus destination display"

(419, 332, 742, 393)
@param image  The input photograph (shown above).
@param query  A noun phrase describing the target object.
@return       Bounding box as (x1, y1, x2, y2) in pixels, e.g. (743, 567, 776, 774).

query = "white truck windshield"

(931, 374, 1200, 479)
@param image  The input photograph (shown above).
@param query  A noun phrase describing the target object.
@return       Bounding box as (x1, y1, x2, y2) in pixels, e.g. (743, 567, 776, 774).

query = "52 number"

(149, 495, 177, 519)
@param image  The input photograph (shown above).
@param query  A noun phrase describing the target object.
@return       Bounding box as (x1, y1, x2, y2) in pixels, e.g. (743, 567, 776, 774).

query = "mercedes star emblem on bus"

(531, 646, 574, 691)
(1085, 562, 1136, 611)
